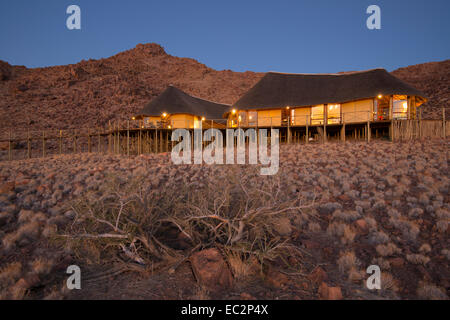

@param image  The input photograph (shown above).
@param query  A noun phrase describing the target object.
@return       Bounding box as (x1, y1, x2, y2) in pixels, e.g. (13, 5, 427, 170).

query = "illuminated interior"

(393, 95, 408, 119)
(327, 104, 341, 124)
(311, 105, 324, 125)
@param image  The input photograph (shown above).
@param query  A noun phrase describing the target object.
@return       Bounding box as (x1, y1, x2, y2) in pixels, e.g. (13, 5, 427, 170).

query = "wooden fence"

(0, 108, 448, 161)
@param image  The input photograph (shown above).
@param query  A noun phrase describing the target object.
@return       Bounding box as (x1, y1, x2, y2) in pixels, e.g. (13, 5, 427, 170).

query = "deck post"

(419, 109, 422, 139)
(390, 120, 395, 142)
(367, 111, 371, 142)
(323, 104, 327, 143)
(127, 120, 130, 157)
(341, 113, 346, 142)
(155, 128, 158, 153)
(165, 130, 168, 152)
(160, 129, 163, 152)
(443, 108, 446, 138)
(305, 115, 309, 144)
(117, 122, 120, 154)
(108, 121, 111, 154)
(287, 115, 291, 144)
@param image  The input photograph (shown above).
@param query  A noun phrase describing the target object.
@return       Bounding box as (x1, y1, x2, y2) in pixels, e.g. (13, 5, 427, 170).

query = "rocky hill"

(0, 43, 263, 133)
(0, 43, 448, 134)
(391, 60, 450, 120)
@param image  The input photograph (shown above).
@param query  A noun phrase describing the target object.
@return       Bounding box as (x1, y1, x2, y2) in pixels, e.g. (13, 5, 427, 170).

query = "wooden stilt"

(443, 108, 446, 138)
(127, 121, 130, 157)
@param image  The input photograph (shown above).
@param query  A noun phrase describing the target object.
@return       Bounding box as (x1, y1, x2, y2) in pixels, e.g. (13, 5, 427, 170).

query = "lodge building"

(135, 69, 427, 141)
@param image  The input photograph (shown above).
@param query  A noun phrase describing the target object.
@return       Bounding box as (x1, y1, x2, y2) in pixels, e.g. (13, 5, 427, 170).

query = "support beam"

(443, 108, 446, 138)
(305, 115, 309, 144)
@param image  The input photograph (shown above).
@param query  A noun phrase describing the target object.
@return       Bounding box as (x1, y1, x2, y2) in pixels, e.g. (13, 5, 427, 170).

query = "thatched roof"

(136, 86, 230, 119)
(233, 68, 427, 110)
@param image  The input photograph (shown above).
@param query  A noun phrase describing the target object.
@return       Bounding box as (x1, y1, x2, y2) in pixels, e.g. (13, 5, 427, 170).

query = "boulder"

(318, 282, 343, 300)
(190, 248, 233, 291)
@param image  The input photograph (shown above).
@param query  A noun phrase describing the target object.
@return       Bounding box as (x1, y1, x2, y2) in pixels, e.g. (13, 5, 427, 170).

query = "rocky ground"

(0, 139, 449, 300)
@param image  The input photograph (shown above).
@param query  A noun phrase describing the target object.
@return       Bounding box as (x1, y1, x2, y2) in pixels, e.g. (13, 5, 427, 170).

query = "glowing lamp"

(201, 117, 205, 121)
(378, 94, 383, 99)
(232, 109, 237, 115)
(162, 113, 167, 118)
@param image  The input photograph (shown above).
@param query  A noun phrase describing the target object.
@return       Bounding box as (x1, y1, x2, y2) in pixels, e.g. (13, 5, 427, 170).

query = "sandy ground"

(0, 139, 448, 300)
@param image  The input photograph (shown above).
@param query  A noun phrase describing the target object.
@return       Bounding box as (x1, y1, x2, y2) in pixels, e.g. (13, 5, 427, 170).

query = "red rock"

(390, 257, 405, 268)
(318, 282, 343, 300)
(240, 292, 256, 300)
(308, 267, 328, 285)
(190, 248, 233, 291)
(0, 181, 15, 194)
(338, 194, 350, 202)
(15, 179, 30, 186)
(303, 240, 320, 249)
(354, 219, 369, 234)
(265, 268, 290, 289)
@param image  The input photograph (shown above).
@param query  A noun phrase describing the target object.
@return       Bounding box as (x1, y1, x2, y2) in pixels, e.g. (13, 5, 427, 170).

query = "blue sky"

(0, 0, 449, 73)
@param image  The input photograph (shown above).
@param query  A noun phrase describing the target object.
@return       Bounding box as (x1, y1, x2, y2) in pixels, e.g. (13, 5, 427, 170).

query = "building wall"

(168, 114, 198, 129)
(342, 99, 373, 123)
(292, 107, 311, 125)
(257, 109, 281, 127)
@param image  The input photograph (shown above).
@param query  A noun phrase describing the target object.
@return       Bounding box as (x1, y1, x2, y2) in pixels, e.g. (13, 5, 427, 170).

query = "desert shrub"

(327, 222, 346, 237)
(2, 220, 41, 251)
(368, 231, 390, 245)
(435, 208, 450, 220)
(436, 220, 448, 233)
(364, 217, 377, 231)
(30, 258, 54, 276)
(419, 244, 432, 253)
(371, 257, 390, 270)
(381, 272, 398, 292)
(417, 283, 448, 300)
(337, 251, 360, 274)
(408, 208, 424, 219)
(308, 222, 321, 233)
(406, 254, 430, 265)
(376, 243, 401, 257)
(387, 208, 401, 219)
(388, 217, 420, 241)
(61, 168, 313, 271)
(441, 249, 450, 261)
(332, 210, 360, 223)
